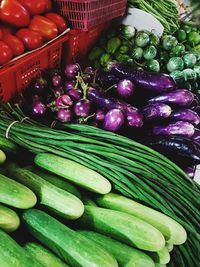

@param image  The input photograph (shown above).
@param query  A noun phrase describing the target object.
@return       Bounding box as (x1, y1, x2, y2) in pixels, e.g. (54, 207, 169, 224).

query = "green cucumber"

(24, 242, 69, 267)
(166, 243, 174, 252)
(148, 247, 170, 264)
(8, 167, 84, 220)
(0, 230, 43, 267)
(34, 153, 112, 194)
(96, 193, 187, 245)
(0, 150, 6, 164)
(0, 173, 37, 209)
(0, 137, 18, 154)
(78, 230, 155, 267)
(81, 195, 97, 206)
(78, 206, 165, 252)
(0, 203, 20, 232)
(26, 165, 81, 199)
(23, 209, 119, 267)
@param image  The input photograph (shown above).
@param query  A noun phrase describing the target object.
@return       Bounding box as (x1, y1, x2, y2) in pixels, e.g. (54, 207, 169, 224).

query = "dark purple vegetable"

(64, 64, 79, 80)
(143, 103, 172, 120)
(192, 128, 200, 145)
(170, 109, 200, 126)
(95, 109, 105, 122)
(74, 99, 91, 117)
(52, 74, 62, 87)
(55, 95, 73, 108)
(117, 79, 135, 98)
(57, 109, 72, 123)
(84, 66, 94, 75)
(108, 63, 176, 92)
(152, 121, 195, 138)
(97, 72, 120, 84)
(148, 89, 194, 107)
(53, 86, 64, 97)
(32, 101, 46, 115)
(126, 108, 143, 127)
(144, 135, 200, 166)
(184, 166, 196, 179)
(104, 109, 124, 132)
(64, 80, 76, 92)
(67, 89, 82, 101)
(31, 77, 48, 95)
(190, 99, 199, 110)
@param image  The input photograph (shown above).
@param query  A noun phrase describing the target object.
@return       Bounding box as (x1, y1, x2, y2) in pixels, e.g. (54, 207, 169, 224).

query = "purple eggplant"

(97, 72, 120, 84)
(190, 99, 199, 110)
(64, 80, 76, 92)
(74, 99, 91, 117)
(152, 121, 195, 138)
(148, 89, 194, 107)
(126, 108, 143, 127)
(31, 77, 48, 95)
(87, 86, 143, 127)
(55, 95, 73, 108)
(108, 63, 176, 92)
(192, 128, 200, 145)
(143, 103, 172, 120)
(95, 109, 105, 122)
(57, 109, 72, 123)
(52, 74, 62, 87)
(68, 89, 82, 101)
(32, 101, 46, 116)
(184, 166, 196, 179)
(104, 109, 124, 132)
(64, 64, 79, 80)
(117, 79, 135, 98)
(170, 109, 200, 126)
(144, 135, 200, 166)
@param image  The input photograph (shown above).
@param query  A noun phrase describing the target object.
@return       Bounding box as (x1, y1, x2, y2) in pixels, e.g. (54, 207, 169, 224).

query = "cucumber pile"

(0, 105, 199, 266)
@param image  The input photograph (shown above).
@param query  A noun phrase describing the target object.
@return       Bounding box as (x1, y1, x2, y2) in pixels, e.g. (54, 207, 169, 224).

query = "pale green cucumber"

(0, 203, 20, 232)
(166, 243, 174, 252)
(96, 193, 187, 245)
(0, 173, 37, 209)
(34, 153, 112, 194)
(148, 247, 170, 264)
(0, 230, 43, 267)
(24, 242, 69, 267)
(23, 209, 119, 267)
(0, 150, 6, 164)
(78, 230, 155, 267)
(0, 137, 18, 154)
(8, 167, 84, 220)
(26, 165, 81, 199)
(78, 205, 165, 252)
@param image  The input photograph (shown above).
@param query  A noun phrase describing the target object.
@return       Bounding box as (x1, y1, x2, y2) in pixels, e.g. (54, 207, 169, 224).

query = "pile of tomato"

(0, 0, 67, 65)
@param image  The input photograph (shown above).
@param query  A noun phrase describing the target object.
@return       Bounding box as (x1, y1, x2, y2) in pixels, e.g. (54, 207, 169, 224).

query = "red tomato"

(0, 25, 14, 36)
(0, 41, 13, 65)
(44, 0, 52, 12)
(0, 0, 30, 28)
(0, 29, 3, 40)
(45, 13, 67, 33)
(3, 34, 25, 56)
(16, 29, 43, 50)
(17, 0, 47, 16)
(29, 16, 58, 41)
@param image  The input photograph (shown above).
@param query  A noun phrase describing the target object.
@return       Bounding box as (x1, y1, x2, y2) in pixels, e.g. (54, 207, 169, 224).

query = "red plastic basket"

(63, 22, 110, 64)
(53, 0, 127, 30)
(0, 34, 69, 103)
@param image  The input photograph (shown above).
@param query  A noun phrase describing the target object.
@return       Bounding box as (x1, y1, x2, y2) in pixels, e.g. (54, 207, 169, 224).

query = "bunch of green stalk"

(128, 0, 180, 33)
(0, 104, 199, 266)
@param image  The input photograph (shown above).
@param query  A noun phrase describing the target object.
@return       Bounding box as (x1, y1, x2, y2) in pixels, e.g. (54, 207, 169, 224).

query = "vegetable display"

(88, 24, 200, 98)
(0, 104, 199, 266)
(0, 0, 67, 65)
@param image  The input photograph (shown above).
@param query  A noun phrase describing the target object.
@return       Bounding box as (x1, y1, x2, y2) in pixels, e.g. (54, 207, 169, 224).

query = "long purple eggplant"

(108, 63, 176, 92)
(143, 103, 172, 120)
(170, 109, 200, 126)
(87, 86, 143, 127)
(144, 135, 200, 166)
(148, 89, 194, 107)
(151, 121, 195, 138)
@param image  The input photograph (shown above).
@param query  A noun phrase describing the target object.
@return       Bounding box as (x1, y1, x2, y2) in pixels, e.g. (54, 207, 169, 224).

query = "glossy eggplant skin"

(170, 109, 200, 126)
(144, 135, 200, 166)
(148, 89, 194, 107)
(109, 63, 176, 92)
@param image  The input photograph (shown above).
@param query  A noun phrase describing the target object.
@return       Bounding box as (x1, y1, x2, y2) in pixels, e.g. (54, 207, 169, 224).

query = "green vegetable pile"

(127, 0, 179, 33)
(0, 104, 199, 266)
(88, 24, 200, 97)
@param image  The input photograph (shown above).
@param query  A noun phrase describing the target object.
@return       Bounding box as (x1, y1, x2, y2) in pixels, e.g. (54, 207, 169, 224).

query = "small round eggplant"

(104, 109, 124, 132)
